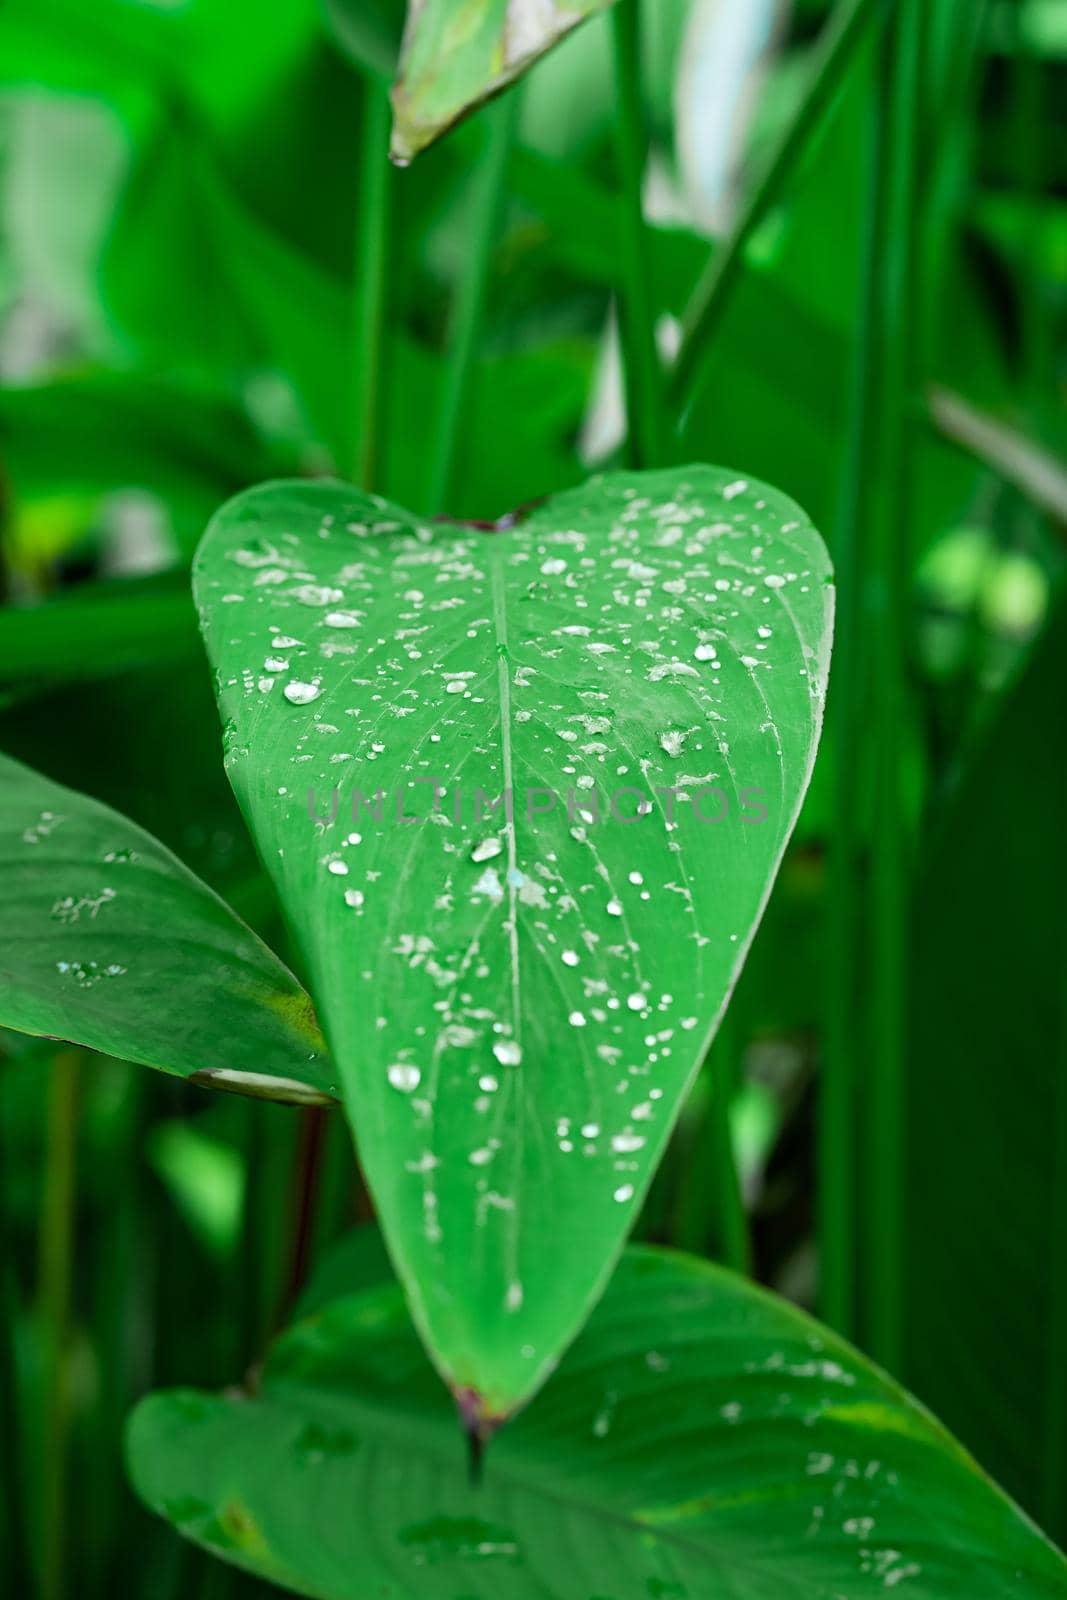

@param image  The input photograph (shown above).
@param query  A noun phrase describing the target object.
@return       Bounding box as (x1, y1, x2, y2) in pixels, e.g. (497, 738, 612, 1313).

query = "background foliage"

(0, 0, 1065, 1594)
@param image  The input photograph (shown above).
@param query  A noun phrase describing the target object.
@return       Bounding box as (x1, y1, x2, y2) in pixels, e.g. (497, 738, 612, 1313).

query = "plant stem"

(38, 1049, 83, 1600)
(819, 9, 892, 1341)
(351, 80, 393, 491)
(0, 1069, 31, 1596)
(671, 1014, 750, 1272)
(238, 1103, 297, 1360)
(610, 0, 665, 468)
(426, 95, 519, 515)
(85, 1067, 147, 1600)
(0, 1255, 27, 1595)
(313, 1104, 359, 1257)
(275, 1106, 330, 1330)
(707, 1021, 751, 1274)
(1045, 915, 1067, 1544)
(865, 0, 927, 1372)
(669, 0, 886, 424)
(1014, 12, 1051, 439)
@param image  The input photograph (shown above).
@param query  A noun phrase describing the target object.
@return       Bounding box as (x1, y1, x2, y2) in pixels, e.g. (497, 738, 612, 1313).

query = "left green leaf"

(390, 0, 618, 163)
(0, 751, 336, 1105)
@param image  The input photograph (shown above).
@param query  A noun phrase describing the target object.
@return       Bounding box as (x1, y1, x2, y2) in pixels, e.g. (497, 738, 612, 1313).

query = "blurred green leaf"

(292, 1222, 394, 1319)
(973, 191, 1067, 288)
(0, 374, 292, 555)
(0, 580, 198, 684)
(678, 268, 848, 531)
(147, 1120, 244, 1259)
(510, 145, 707, 298)
(321, 0, 404, 80)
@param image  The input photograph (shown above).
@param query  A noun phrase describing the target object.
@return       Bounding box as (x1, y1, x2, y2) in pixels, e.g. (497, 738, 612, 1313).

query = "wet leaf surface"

(0, 750, 334, 1103)
(194, 466, 832, 1414)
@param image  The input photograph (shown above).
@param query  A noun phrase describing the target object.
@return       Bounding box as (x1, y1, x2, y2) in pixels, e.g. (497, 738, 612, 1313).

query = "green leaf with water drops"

(128, 1242, 1067, 1600)
(390, 0, 619, 163)
(0, 750, 335, 1105)
(193, 465, 833, 1418)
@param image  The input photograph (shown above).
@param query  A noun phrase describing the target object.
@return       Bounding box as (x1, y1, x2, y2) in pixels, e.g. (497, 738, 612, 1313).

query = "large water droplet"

(388, 1063, 421, 1093)
(284, 681, 321, 705)
(471, 838, 502, 863)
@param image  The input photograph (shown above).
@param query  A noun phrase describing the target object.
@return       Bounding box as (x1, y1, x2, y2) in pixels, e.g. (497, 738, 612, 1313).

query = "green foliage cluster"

(0, 2, 1065, 1597)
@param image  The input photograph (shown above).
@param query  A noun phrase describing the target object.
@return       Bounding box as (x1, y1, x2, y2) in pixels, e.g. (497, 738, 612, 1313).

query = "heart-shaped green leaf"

(193, 466, 832, 1417)
(0, 750, 335, 1104)
(128, 1243, 1067, 1600)
(390, 0, 618, 163)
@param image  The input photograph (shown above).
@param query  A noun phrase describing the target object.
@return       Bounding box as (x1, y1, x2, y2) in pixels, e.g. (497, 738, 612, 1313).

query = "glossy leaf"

(193, 466, 833, 1416)
(128, 1243, 1067, 1599)
(0, 374, 292, 555)
(390, 0, 619, 163)
(0, 751, 335, 1105)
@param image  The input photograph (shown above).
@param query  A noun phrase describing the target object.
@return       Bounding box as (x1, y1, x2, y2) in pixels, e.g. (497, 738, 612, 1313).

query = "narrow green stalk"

(38, 1049, 84, 1600)
(351, 80, 393, 490)
(865, 0, 927, 1372)
(706, 1022, 751, 1275)
(1044, 917, 1067, 1543)
(239, 1103, 301, 1358)
(672, 1015, 751, 1274)
(919, 0, 990, 350)
(0, 1263, 27, 1595)
(426, 94, 518, 515)
(312, 1106, 359, 1259)
(669, 0, 886, 423)
(275, 1106, 330, 1330)
(0, 1070, 31, 1596)
(610, 0, 665, 468)
(1015, 15, 1052, 440)
(85, 1068, 146, 1600)
(820, 13, 892, 1341)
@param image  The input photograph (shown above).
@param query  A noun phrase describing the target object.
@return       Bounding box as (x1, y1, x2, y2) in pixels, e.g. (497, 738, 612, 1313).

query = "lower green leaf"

(128, 1245, 1067, 1600)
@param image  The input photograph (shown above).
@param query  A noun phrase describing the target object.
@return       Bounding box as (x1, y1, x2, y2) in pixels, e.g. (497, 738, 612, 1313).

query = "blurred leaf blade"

(321, 0, 404, 81)
(0, 580, 199, 685)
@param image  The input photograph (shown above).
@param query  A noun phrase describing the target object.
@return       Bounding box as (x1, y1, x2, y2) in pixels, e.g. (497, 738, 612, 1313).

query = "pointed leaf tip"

(389, 0, 622, 161)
